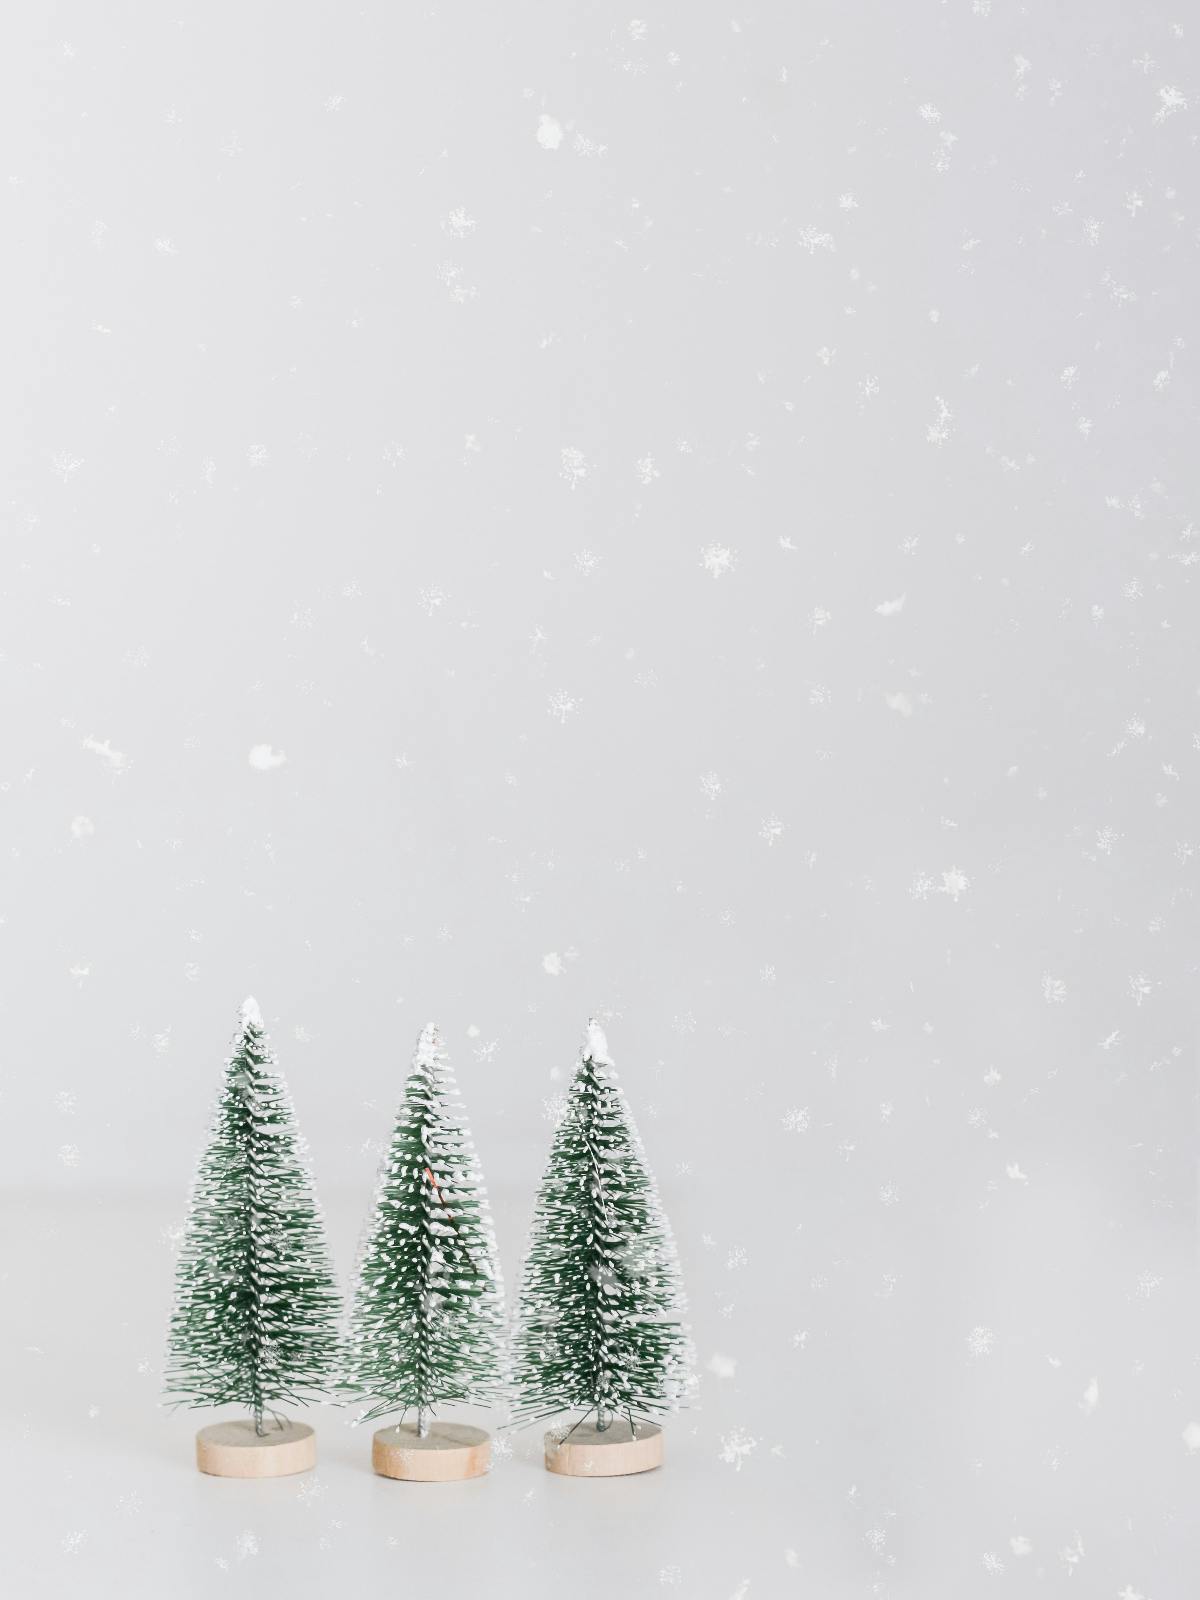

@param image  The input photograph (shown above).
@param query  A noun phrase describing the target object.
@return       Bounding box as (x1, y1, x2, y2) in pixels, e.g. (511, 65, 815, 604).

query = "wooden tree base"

(372, 1421, 491, 1482)
(545, 1419, 664, 1477)
(196, 1419, 316, 1478)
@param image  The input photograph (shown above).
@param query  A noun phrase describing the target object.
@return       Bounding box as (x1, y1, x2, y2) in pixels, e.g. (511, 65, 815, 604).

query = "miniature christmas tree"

(512, 1020, 691, 1465)
(342, 1022, 504, 1476)
(165, 999, 342, 1460)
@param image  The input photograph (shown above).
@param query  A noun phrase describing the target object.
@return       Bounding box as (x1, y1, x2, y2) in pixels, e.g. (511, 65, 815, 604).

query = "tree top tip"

(239, 995, 264, 1029)
(584, 1017, 614, 1066)
(414, 1020, 444, 1064)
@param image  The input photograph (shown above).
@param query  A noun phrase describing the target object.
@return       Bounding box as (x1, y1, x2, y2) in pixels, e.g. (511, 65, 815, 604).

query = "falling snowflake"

(547, 690, 579, 725)
(444, 207, 477, 238)
(982, 1552, 1005, 1575)
(437, 260, 478, 302)
(541, 1093, 570, 1128)
(700, 542, 737, 579)
(1058, 1533, 1084, 1575)
(1128, 972, 1154, 1006)
(1153, 84, 1187, 123)
(1042, 975, 1067, 1005)
(537, 115, 564, 150)
(797, 225, 835, 254)
(636, 454, 660, 485)
(782, 1107, 810, 1133)
(719, 1427, 758, 1471)
(967, 1325, 995, 1357)
(758, 814, 785, 847)
(418, 585, 448, 617)
(926, 396, 953, 446)
(82, 734, 130, 774)
(560, 446, 589, 489)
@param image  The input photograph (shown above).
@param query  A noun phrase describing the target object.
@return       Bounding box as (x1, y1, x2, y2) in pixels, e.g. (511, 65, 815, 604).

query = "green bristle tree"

(512, 1020, 692, 1432)
(165, 998, 342, 1436)
(342, 1023, 505, 1434)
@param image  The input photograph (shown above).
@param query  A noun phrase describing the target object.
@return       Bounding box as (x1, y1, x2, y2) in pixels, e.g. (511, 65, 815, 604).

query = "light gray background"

(2, 3, 1198, 1596)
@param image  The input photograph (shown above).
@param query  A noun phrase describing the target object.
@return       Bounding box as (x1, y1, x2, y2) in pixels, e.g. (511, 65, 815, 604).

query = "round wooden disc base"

(196, 1420, 316, 1478)
(372, 1422, 491, 1482)
(545, 1419, 664, 1477)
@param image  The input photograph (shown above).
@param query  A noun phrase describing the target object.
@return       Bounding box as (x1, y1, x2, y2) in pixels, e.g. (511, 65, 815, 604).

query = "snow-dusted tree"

(512, 1020, 692, 1432)
(342, 1023, 505, 1435)
(165, 999, 342, 1437)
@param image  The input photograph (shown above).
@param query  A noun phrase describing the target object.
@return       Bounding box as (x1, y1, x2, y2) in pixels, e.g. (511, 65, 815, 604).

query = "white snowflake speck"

(700, 543, 737, 579)
(967, 1325, 995, 1357)
(248, 744, 287, 772)
(559, 446, 588, 489)
(758, 814, 785, 847)
(537, 115, 564, 150)
(547, 691, 579, 725)
(719, 1427, 758, 1471)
